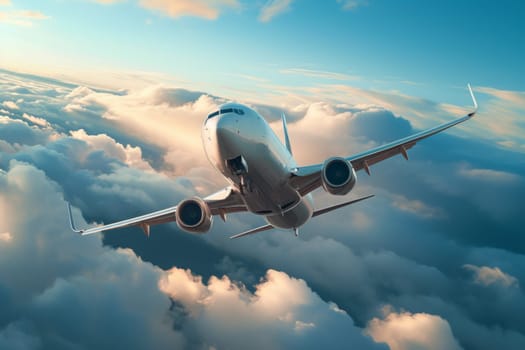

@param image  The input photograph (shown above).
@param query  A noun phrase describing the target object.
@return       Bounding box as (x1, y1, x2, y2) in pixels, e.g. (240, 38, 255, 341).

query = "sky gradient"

(1, 1, 525, 350)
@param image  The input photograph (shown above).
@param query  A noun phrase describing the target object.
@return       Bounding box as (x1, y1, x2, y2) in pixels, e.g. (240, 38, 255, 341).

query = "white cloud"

(22, 113, 50, 128)
(459, 166, 520, 183)
(259, 0, 293, 22)
(0, 10, 49, 26)
(0, 232, 12, 242)
(159, 267, 385, 349)
(280, 68, 358, 81)
(70, 129, 154, 171)
(0, 0, 11, 6)
(464, 264, 518, 288)
(64, 85, 223, 179)
(366, 308, 463, 350)
(2, 101, 19, 110)
(477, 86, 525, 107)
(139, 0, 240, 20)
(391, 194, 443, 218)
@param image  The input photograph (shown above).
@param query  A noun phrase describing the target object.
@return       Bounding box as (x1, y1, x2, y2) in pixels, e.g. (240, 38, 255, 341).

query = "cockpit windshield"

(207, 107, 245, 119)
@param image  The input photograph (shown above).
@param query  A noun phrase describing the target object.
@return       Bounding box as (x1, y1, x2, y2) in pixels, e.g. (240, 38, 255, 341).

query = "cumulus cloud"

(259, 0, 293, 22)
(0, 160, 385, 349)
(367, 308, 463, 350)
(464, 264, 518, 288)
(1, 68, 525, 350)
(22, 113, 50, 128)
(139, 0, 240, 20)
(159, 267, 385, 349)
(70, 129, 154, 171)
(2, 101, 18, 110)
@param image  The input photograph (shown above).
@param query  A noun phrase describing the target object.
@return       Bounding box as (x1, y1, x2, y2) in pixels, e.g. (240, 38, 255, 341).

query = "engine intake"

(321, 157, 357, 195)
(175, 197, 212, 234)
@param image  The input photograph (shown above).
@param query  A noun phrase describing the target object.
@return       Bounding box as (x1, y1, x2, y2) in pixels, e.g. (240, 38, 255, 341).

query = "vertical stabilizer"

(281, 112, 293, 155)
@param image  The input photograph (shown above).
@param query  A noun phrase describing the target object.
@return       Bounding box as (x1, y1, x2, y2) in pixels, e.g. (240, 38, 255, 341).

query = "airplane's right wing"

(68, 186, 246, 236)
(290, 84, 478, 195)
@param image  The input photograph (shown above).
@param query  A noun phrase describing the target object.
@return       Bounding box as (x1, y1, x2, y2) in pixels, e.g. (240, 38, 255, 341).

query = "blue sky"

(1, 1, 525, 349)
(1, 0, 524, 102)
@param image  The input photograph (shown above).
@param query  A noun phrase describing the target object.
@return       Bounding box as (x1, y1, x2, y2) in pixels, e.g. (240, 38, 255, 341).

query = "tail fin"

(281, 112, 292, 155)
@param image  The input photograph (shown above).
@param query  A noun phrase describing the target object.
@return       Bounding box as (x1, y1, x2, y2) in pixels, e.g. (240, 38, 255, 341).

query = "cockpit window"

(207, 111, 220, 119)
(207, 107, 245, 119)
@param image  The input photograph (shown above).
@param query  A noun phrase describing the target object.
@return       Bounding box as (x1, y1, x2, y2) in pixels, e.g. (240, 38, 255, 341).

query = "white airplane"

(68, 85, 478, 239)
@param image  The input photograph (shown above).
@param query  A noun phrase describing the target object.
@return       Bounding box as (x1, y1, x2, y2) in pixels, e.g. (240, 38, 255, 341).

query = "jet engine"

(175, 197, 212, 234)
(321, 157, 357, 195)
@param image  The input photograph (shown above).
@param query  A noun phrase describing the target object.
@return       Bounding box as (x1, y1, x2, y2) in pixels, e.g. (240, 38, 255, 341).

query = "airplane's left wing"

(68, 186, 246, 236)
(290, 84, 478, 195)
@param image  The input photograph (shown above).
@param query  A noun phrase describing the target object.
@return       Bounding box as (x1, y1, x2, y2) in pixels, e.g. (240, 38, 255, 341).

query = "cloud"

(159, 267, 386, 349)
(464, 264, 518, 288)
(337, 0, 368, 11)
(390, 194, 443, 218)
(0, 10, 49, 27)
(477, 86, 525, 106)
(0, 232, 12, 243)
(259, 0, 293, 22)
(0, 162, 186, 349)
(0, 160, 386, 349)
(0, 0, 11, 6)
(459, 166, 520, 183)
(280, 68, 359, 81)
(70, 129, 154, 171)
(2, 101, 18, 110)
(22, 113, 50, 128)
(1, 68, 525, 350)
(139, 0, 240, 20)
(366, 308, 463, 350)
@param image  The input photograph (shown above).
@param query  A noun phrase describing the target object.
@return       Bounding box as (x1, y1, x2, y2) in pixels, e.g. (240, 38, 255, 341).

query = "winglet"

(467, 83, 478, 116)
(281, 112, 292, 155)
(67, 202, 84, 234)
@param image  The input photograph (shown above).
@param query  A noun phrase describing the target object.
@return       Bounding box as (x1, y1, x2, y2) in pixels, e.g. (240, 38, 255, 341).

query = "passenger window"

(221, 108, 233, 114)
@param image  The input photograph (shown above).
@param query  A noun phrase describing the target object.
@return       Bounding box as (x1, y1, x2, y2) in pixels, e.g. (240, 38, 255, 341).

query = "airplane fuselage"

(202, 103, 313, 229)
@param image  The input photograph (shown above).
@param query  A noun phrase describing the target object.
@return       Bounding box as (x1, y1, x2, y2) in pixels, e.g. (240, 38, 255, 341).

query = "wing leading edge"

(68, 186, 246, 236)
(291, 84, 478, 195)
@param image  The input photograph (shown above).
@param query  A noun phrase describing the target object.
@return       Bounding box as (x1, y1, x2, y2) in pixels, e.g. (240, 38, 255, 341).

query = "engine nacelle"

(321, 157, 357, 196)
(175, 197, 212, 234)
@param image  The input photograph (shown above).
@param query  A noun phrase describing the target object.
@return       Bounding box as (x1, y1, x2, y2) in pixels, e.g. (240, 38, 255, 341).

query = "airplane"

(68, 85, 478, 239)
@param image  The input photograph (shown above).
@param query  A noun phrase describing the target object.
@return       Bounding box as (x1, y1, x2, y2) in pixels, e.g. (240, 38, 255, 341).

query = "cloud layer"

(1, 68, 525, 349)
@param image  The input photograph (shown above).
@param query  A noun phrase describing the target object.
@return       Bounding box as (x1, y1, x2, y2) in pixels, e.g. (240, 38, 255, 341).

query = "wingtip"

(66, 202, 84, 234)
(467, 83, 478, 115)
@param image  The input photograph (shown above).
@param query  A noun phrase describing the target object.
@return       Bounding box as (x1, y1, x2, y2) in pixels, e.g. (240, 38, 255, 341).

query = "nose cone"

(215, 113, 238, 146)
(216, 113, 236, 135)
(213, 114, 238, 160)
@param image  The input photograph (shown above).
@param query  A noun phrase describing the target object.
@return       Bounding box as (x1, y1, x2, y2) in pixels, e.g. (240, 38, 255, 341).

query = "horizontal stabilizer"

(312, 195, 374, 217)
